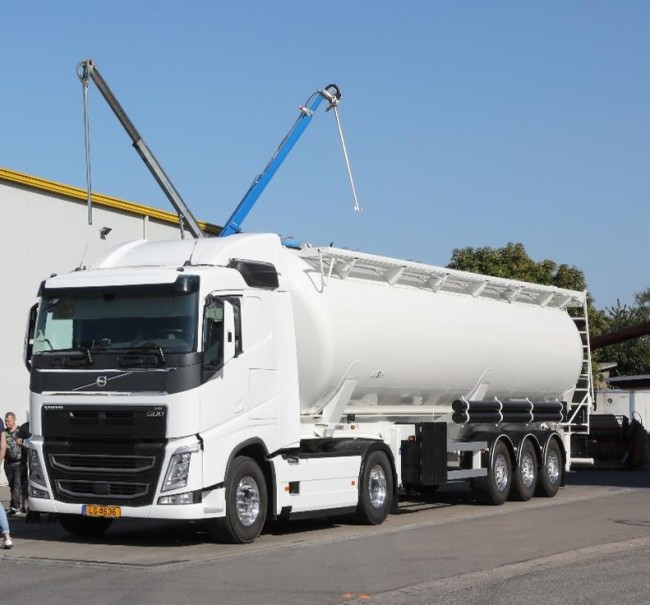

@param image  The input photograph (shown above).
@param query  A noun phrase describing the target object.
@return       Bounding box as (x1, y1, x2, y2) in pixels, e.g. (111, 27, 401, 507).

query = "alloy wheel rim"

(368, 464, 387, 508)
(236, 476, 260, 526)
(547, 450, 560, 485)
(494, 453, 509, 492)
(521, 451, 535, 488)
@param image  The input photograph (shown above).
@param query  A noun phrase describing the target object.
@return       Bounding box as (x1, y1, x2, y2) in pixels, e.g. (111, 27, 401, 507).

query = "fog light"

(29, 485, 50, 499)
(158, 490, 202, 505)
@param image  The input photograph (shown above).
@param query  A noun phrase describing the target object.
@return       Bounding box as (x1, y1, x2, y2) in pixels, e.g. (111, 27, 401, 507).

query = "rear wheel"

(59, 514, 113, 537)
(510, 439, 538, 501)
(211, 456, 267, 544)
(536, 439, 562, 498)
(354, 450, 393, 525)
(472, 440, 512, 505)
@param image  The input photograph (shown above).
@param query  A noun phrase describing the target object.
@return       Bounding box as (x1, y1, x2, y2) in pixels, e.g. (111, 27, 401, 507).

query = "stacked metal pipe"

(451, 398, 564, 425)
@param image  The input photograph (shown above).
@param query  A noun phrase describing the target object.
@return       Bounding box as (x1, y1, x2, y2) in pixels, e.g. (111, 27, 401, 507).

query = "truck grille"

(50, 453, 156, 473)
(44, 440, 166, 506)
(56, 480, 149, 500)
(41, 405, 167, 440)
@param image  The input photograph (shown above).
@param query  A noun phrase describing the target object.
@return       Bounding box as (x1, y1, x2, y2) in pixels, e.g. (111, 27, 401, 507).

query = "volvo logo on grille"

(96, 376, 108, 388)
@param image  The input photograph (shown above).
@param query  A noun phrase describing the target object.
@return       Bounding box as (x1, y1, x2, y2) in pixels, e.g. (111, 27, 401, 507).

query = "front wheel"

(59, 514, 113, 537)
(536, 439, 562, 498)
(354, 450, 393, 525)
(211, 456, 267, 544)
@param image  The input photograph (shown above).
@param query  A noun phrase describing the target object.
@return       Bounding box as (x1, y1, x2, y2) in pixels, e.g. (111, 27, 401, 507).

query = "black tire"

(354, 450, 393, 525)
(510, 439, 538, 501)
(536, 439, 562, 498)
(472, 440, 512, 505)
(59, 514, 113, 537)
(211, 456, 267, 544)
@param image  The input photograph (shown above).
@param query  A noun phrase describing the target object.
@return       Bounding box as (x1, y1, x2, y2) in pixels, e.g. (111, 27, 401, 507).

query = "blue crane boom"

(219, 84, 341, 238)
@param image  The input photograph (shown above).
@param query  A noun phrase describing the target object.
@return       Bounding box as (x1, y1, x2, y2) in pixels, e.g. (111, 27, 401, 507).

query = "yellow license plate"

(82, 504, 121, 519)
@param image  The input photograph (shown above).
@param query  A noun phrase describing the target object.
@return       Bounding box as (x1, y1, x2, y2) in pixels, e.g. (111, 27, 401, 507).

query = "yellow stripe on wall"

(0, 167, 220, 235)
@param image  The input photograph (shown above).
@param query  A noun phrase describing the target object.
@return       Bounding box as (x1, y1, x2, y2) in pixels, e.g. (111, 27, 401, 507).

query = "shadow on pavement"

(566, 465, 650, 489)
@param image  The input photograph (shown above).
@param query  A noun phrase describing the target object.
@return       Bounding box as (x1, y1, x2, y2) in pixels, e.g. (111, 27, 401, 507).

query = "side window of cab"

(203, 299, 224, 370)
(202, 296, 242, 373)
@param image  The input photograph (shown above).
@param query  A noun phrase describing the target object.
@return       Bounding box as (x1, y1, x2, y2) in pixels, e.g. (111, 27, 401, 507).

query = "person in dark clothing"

(2, 413, 22, 515)
(16, 421, 31, 513)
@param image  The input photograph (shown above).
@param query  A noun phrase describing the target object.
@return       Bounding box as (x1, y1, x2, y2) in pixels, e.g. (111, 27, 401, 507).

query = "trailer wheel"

(472, 440, 512, 505)
(536, 439, 562, 498)
(59, 514, 113, 536)
(354, 450, 393, 525)
(212, 456, 267, 544)
(510, 439, 538, 501)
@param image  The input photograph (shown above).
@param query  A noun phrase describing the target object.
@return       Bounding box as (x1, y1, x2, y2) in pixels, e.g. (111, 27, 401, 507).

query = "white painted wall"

(0, 180, 188, 425)
(596, 389, 650, 429)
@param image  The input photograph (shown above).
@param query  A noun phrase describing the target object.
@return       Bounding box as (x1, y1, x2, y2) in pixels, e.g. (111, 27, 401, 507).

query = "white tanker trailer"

(24, 233, 593, 543)
(284, 249, 583, 415)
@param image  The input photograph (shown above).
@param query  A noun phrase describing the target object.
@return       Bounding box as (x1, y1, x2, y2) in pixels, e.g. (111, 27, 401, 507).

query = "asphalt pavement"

(1, 466, 649, 605)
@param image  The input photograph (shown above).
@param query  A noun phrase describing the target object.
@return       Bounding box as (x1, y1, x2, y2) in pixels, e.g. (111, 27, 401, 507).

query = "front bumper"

(29, 487, 226, 520)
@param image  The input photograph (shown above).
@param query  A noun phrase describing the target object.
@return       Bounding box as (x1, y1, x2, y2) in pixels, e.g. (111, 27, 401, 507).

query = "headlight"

(28, 450, 51, 499)
(161, 442, 200, 492)
(29, 450, 48, 488)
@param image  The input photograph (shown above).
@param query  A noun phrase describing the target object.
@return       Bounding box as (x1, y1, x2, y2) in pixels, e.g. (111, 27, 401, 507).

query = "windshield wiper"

(45, 346, 93, 366)
(128, 344, 166, 363)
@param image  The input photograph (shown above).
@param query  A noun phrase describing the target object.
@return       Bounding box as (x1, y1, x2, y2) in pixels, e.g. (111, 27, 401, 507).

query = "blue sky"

(2, 1, 649, 310)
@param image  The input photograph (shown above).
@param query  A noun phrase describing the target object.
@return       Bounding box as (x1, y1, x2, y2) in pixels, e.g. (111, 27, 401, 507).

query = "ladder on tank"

(561, 296, 595, 467)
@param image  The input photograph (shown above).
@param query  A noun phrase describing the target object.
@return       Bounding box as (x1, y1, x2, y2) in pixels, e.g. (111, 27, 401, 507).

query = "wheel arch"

(513, 433, 543, 469)
(492, 434, 516, 469)
(466, 430, 517, 469)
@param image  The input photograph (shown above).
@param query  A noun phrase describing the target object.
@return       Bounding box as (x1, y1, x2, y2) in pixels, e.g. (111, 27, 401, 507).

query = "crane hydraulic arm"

(219, 84, 342, 238)
(77, 59, 206, 238)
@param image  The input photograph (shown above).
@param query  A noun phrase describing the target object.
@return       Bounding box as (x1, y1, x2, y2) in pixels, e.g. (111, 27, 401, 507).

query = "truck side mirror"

(23, 303, 38, 371)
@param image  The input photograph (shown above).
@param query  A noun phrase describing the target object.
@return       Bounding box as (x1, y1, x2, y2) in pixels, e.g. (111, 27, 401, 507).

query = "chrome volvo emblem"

(96, 376, 108, 388)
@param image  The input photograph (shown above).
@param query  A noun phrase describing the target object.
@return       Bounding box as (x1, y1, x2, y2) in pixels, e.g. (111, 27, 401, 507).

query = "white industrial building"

(0, 167, 219, 426)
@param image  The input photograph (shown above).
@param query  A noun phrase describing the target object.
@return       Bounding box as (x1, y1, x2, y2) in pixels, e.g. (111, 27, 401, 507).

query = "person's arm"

(16, 424, 26, 447)
(0, 431, 6, 460)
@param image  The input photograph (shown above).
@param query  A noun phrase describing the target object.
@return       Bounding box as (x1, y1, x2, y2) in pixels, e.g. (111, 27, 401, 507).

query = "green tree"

(447, 242, 587, 289)
(446, 243, 650, 376)
(634, 287, 650, 309)
(446, 242, 608, 333)
(600, 293, 650, 377)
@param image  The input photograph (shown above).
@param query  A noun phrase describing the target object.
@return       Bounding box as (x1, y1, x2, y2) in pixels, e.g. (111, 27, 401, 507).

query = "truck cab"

(25, 234, 303, 541)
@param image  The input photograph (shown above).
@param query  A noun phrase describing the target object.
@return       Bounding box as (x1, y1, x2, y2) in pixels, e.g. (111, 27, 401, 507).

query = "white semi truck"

(24, 233, 593, 543)
(23, 60, 593, 542)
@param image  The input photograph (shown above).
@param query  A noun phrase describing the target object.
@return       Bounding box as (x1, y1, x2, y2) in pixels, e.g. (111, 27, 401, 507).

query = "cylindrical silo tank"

(282, 249, 584, 416)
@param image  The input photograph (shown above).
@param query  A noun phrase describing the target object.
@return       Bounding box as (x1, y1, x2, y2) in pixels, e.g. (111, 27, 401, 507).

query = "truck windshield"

(33, 288, 198, 355)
